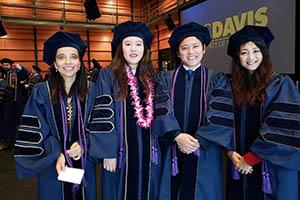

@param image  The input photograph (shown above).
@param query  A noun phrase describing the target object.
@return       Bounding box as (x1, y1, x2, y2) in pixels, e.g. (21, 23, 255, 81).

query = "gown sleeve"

(87, 68, 119, 161)
(195, 72, 234, 150)
(0, 80, 11, 104)
(243, 152, 263, 166)
(153, 70, 181, 140)
(14, 83, 61, 179)
(17, 66, 29, 81)
(251, 75, 300, 170)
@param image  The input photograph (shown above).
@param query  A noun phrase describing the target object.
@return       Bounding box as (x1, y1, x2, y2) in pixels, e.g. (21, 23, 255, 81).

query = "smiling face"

(122, 36, 145, 69)
(239, 41, 263, 73)
(54, 46, 81, 80)
(178, 36, 205, 68)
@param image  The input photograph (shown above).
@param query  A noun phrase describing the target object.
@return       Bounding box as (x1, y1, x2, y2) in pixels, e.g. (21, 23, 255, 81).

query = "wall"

(1, 0, 182, 73)
(151, 13, 179, 70)
(0, 0, 137, 73)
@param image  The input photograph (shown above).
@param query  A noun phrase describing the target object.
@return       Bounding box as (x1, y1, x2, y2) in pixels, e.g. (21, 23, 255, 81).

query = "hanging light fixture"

(84, 0, 101, 20)
(0, 20, 7, 37)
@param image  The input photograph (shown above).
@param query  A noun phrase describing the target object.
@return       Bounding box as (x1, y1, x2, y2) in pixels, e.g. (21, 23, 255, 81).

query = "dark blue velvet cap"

(0, 58, 14, 64)
(168, 22, 211, 51)
(227, 25, 274, 57)
(112, 21, 153, 50)
(43, 31, 87, 66)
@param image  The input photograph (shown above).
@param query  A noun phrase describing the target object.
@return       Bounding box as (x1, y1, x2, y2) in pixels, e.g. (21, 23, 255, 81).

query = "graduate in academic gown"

(0, 75, 16, 150)
(0, 58, 29, 146)
(0, 58, 29, 120)
(14, 31, 96, 200)
(88, 21, 160, 200)
(154, 22, 233, 200)
(26, 65, 44, 96)
(226, 25, 300, 200)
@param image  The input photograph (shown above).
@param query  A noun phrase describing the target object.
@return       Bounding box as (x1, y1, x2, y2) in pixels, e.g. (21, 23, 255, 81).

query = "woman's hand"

(227, 151, 242, 167)
(237, 159, 253, 174)
(56, 153, 66, 175)
(103, 158, 117, 172)
(227, 151, 253, 175)
(67, 142, 83, 160)
(175, 133, 200, 154)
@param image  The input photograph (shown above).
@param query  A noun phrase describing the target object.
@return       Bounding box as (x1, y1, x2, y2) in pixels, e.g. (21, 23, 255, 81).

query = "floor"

(1, 147, 299, 200)
(0, 148, 36, 200)
(0, 147, 102, 200)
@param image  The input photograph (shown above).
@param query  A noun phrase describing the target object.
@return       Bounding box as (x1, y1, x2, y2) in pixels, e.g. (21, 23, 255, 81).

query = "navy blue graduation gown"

(227, 74, 300, 200)
(0, 78, 16, 145)
(0, 67, 29, 144)
(88, 67, 160, 200)
(14, 81, 97, 200)
(155, 65, 233, 200)
(6, 68, 29, 121)
(27, 73, 44, 96)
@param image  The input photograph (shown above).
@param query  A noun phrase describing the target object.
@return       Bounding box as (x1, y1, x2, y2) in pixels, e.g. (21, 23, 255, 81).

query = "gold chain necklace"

(66, 98, 73, 125)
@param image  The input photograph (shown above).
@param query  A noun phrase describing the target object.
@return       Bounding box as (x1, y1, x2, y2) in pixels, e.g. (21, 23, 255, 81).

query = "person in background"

(89, 58, 102, 82)
(25, 65, 44, 96)
(0, 58, 29, 90)
(226, 25, 300, 200)
(14, 31, 96, 200)
(154, 22, 233, 200)
(0, 72, 15, 150)
(88, 21, 160, 200)
(0, 58, 29, 145)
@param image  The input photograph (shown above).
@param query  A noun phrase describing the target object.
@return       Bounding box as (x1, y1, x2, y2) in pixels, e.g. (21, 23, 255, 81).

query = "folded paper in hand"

(57, 166, 85, 184)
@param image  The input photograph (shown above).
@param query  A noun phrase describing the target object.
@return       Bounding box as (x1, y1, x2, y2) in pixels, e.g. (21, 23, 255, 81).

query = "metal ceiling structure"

(0, 0, 130, 29)
(0, 0, 202, 29)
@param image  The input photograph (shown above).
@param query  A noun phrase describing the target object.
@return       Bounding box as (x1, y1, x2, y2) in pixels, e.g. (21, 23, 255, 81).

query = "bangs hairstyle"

(111, 42, 155, 100)
(231, 41, 273, 107)
(177, 36, 206, 53)
(49, 58, 87, 104)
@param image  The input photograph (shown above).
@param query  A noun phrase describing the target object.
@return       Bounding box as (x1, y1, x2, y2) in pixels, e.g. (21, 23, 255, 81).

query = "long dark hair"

(49, 58, 87, 104)
(231, 41, 273, 107)
(111, 42, 155, 100)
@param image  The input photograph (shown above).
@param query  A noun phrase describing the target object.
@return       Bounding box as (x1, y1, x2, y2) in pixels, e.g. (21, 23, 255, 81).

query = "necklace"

(125, 65, 154, 128)
(66, 102, 73, 126)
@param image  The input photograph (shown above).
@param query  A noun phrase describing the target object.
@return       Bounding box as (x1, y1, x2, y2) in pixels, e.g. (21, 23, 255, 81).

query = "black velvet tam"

(227, 25, 274, 57)
(168, 22, 211, 51)
(43, 31, 87, 66)
(112, 21, 153, 50)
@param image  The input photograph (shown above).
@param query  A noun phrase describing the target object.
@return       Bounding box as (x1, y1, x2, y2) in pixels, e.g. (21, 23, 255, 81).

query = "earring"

(53, 64, 58, 72)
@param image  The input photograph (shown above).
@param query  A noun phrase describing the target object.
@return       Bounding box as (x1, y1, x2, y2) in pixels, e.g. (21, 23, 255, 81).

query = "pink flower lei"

(125, 65, 154, 128)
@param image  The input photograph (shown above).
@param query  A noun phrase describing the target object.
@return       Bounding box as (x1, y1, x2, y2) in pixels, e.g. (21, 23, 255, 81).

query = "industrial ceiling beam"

(1, 16, 114, 29)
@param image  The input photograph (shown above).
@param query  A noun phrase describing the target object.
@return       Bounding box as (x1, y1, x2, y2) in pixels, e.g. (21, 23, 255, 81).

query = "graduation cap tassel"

(262, 162, 272, 194)
(151, 135, 159, 165)
(194, 148, 200, 157)
(231, 165, 240, 180)
(171, 144, 179, 176)
(151, 145, 158, 165)
(118, 102, 124, 169)
(262, 173, 272, 194)
(118, 148, 123, 169)
(72, 184, 80, 192)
